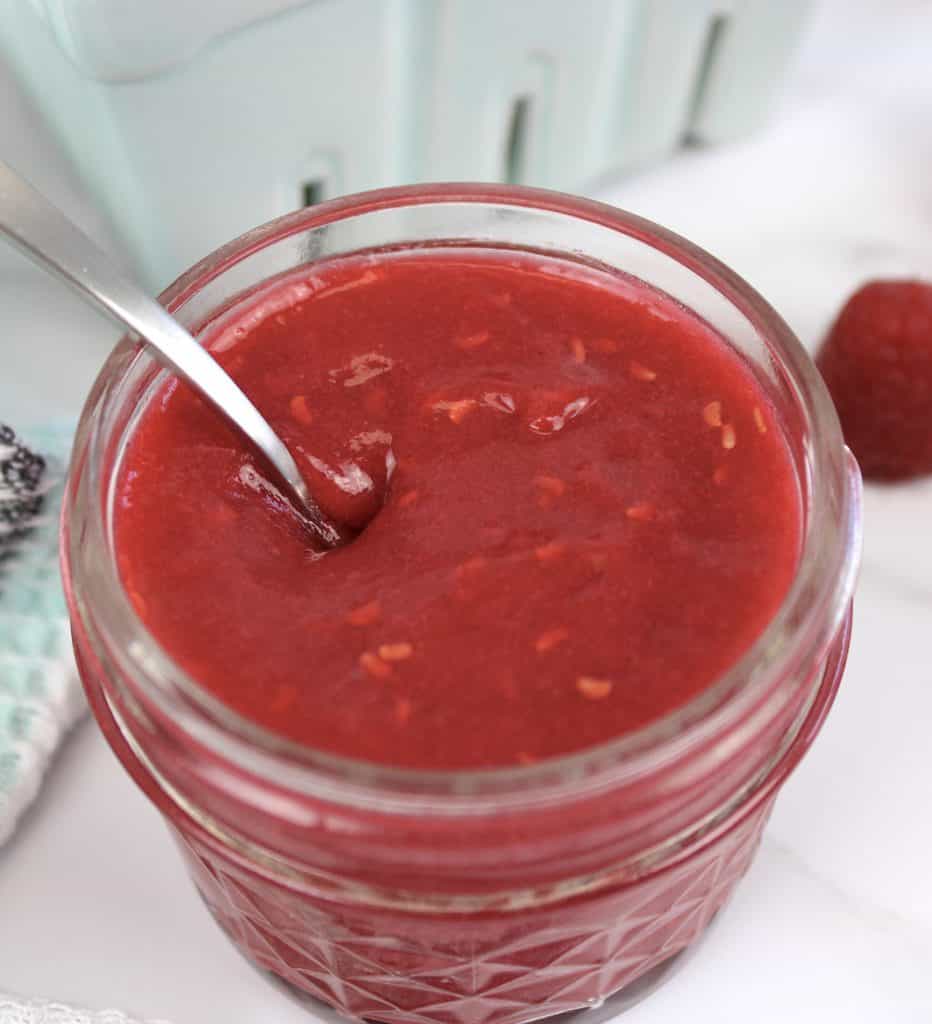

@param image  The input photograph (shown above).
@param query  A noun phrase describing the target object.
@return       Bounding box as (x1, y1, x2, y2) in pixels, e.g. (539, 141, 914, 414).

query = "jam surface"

(116, 248, 800, 769)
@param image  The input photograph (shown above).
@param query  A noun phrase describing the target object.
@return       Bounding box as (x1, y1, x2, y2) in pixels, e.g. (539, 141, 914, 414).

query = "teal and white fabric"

(0, 424, 83, 846)
(0, 425, 167, 1020)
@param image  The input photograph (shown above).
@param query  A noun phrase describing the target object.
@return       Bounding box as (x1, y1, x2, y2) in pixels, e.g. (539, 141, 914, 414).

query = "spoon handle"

(0, 160, 342, 548)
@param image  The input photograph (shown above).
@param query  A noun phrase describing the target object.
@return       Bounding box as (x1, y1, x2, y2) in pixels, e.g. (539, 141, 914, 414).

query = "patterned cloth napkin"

(0, 425, 174, 1024)
(0, 423, 83, 845)
(0, 993, 164, 1024)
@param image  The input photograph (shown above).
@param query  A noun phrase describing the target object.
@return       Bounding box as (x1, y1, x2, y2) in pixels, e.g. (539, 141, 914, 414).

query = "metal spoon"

(0, 159, 343, 548)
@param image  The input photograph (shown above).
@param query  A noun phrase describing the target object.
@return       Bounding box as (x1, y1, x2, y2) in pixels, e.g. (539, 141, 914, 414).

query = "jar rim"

(63, 182, 863, 807)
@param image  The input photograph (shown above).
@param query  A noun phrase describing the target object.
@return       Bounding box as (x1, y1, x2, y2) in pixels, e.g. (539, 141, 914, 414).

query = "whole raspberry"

(817, 280, 932, 480)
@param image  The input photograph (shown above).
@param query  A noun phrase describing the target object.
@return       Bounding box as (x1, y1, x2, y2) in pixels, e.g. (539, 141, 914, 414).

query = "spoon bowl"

(0, 159, 344, 549)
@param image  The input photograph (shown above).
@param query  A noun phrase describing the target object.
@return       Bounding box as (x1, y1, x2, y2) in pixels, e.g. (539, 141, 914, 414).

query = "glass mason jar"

(61, 185, 862, 1024)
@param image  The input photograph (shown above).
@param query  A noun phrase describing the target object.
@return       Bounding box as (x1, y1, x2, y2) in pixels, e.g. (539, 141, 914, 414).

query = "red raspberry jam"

(63, 187, 859, 1024)
(115, 248, 800, 768)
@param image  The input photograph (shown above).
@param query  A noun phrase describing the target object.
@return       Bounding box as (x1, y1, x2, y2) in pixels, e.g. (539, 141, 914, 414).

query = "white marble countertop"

(1, 1, 931, 1020)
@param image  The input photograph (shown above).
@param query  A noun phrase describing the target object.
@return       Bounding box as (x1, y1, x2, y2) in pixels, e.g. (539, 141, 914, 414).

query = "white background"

(1, 1, 931, 1020)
